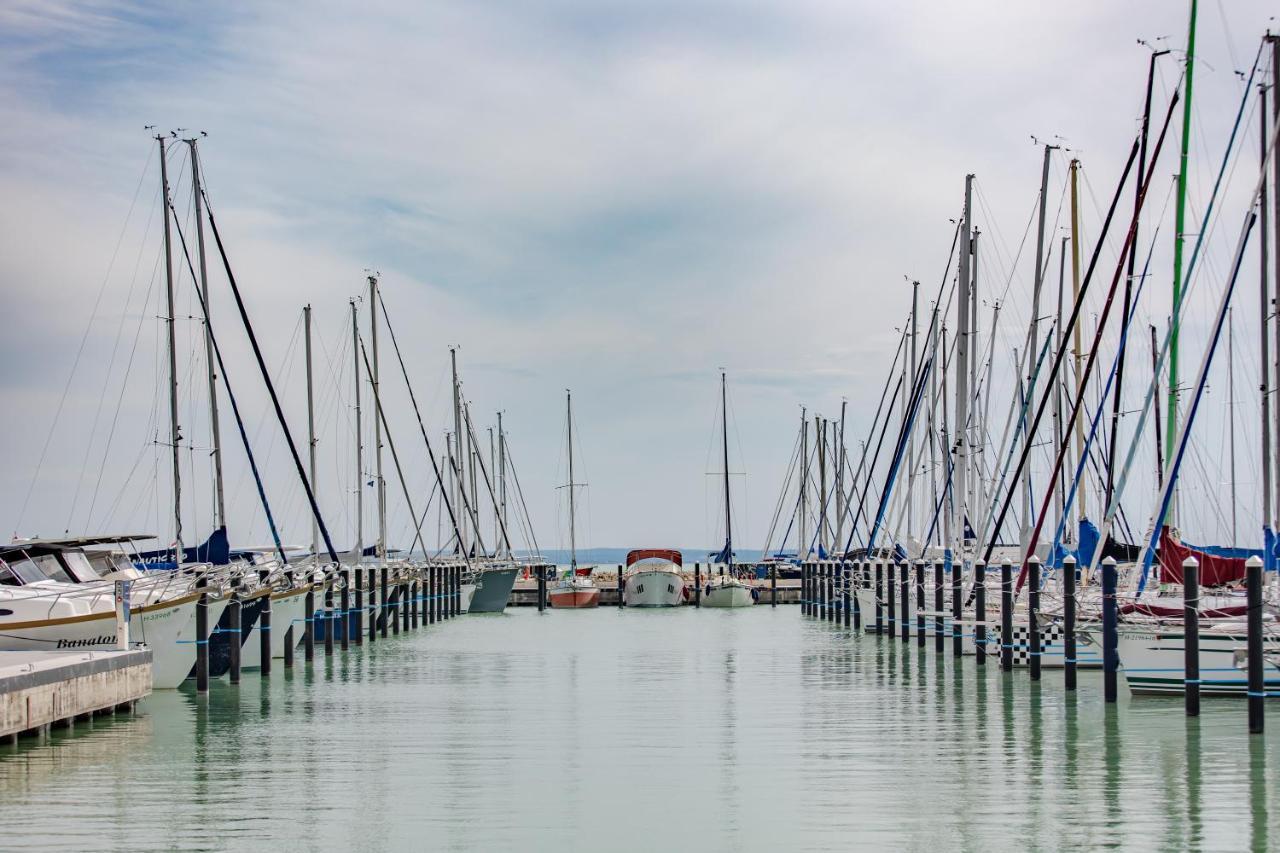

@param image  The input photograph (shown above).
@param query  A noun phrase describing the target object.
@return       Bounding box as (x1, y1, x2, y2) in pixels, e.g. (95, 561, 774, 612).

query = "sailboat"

(703, 371, 756, 608)
(549, 390, 600, 609)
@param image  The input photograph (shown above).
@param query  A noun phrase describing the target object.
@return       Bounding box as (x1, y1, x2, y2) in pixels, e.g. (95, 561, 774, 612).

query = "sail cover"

(1158, 526, 1253, 587)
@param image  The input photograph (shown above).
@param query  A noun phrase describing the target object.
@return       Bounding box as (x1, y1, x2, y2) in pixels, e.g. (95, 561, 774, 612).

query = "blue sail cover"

(710, 541, 733, 563)
(133, 527, 230, 570)
(1047, 519, 1101, 570)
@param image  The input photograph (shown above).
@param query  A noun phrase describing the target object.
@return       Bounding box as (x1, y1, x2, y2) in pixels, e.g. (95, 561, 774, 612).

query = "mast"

(566, 390, 577, 570)
(817, 416, 827, 556)
(1022, 149, 1053, 551)
(157, 134, 183, 563)
(955, 175, 973, 562)
(835, 399, 847, 553)
(1264, 49, 1276, 558)
(351, 299, 363, 560)
(940, 325, 953, 559)
(1269, 35, 1280, 539)
(489, 426, 497, 552)
(968, 232, 980, 545)
(498, 412, 508, 558)
(1108, 48, 1166, 511)
(1152, 324, 1165, 483)
(450, 348, 466, 555)
(907, 281, 919, 549)
(186, 139, 225, 533)
(1053, 236, 1067, 532)
(721, 370, 733, 571)
(369, 275, 385, 560)
(1070, 159, 1085, 523)
(798, 407, 807, 559)
(305, 304, 318, 559)
(1167, 0, 1199, 522)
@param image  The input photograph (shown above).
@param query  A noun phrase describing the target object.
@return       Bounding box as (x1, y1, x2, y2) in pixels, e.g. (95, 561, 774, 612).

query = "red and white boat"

(623, 549, 687, 607)
(550, 567, 601, 609)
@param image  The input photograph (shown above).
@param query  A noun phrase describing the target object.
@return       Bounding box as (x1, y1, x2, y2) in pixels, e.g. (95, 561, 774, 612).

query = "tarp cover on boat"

(1158, 526, 1253, 587)
(1048, 519, 1102, 569)
(133, 526, 230, 569)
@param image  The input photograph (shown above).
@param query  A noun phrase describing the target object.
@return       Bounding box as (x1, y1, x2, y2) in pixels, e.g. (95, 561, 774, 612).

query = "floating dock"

(0, 649, 152, 744)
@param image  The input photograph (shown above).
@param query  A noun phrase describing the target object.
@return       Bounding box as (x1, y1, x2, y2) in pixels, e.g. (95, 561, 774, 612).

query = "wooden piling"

(1028, 557, 1041, 681)
(380, 567, 389, 638)
(353, 567, 364, 646)
(304, 573, 315, 663)
(852, 562, 863, 630)
(951, 558, 962, 657)
(899, 561, 909, 642)
(617, 564, 624, 608)
(694, 563, 702, 608)
(283, 568, 295, 669)
(1247, 555, 1264, 733)
(974, 560, 986, 665)
(843, 562, 851, 628)
(886, 560, 896, 638)
(915, 560, 925, 647)
(1001, 558, 1013, 672)
(196, 575, 210, 690)
(1183, 556, 1200, 717)
(934, 560, 944, 654)
(258, 568, 272, 676)
(1102, 557, 1118, 702)
(229, 576, 243, 683)
(1063, 555, 1077, 691)
(323, 571, 335, 658)
(368, 568, 377, 642)
(771, 563, 778, 608)
(874, 560, 884, 635)
(340, 567, 350, 651)
(537, 565, 546, 612)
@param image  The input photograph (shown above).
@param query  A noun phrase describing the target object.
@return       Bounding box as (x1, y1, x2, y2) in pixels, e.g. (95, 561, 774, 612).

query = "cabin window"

(0, 553, 69, 584)
(62, 551, 102, 582)
(637, 584, 644, 594)
(668, 584, 675, 593)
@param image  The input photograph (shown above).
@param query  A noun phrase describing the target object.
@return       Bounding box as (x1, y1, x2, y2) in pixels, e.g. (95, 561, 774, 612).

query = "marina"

(4, 1, 1280, 850)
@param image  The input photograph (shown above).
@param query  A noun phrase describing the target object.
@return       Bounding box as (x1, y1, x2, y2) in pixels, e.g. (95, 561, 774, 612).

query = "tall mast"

(721, 370, 733, 569)
(1070, 159, 1086, 523)
(940, 325, 953, 559)
(157, 134, 183, 562)
(1269, 34, 1280, 535)
(369, 274, 385, 560)
(351, 299, 363, 560)
(498, 411, 508, 558)
(186, 139, 224, 533)
(489, 426, 497, 551)
(798, 407, 807, 559)
(908, 280, 918, 547)
(446, 431, 457, 552)
(968, 231, 981, 540)
(1263, 47, 1276, 554)
(817, 415, 827, 555)
(955, 174, 973, 561)
(1053, 236, 1068, 532)
(305, 304, 318, 559)
(451, 348, 466, 554)
(1108, 48, 1166, 511)
(566, 390, 577, 570)
(1023, 150, 1052, 551)
(1167, 0, 1199, 522)
(835, 399, 847, 552)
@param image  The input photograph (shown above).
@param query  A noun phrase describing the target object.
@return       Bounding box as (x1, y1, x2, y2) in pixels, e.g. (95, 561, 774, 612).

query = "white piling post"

(114, 579, 132, 650)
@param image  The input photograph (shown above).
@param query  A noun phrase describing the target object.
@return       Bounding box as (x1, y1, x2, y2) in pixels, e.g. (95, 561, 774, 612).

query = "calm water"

(2, 607, 1277, 851)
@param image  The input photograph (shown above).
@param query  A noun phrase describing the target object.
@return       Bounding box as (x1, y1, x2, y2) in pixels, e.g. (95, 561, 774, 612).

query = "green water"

(2, 608, 1277, 851)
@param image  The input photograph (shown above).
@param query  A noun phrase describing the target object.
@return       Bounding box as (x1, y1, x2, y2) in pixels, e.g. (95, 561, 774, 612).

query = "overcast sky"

(2, 1, 1277, 555)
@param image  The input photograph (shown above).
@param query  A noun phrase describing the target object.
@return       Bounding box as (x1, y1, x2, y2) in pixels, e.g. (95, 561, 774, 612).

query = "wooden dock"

(509, 575, 802, 606)
(0, 649, 152, 744)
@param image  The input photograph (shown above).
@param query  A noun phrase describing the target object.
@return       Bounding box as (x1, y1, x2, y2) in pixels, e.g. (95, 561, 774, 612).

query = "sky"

(1, 1, 1277, 556)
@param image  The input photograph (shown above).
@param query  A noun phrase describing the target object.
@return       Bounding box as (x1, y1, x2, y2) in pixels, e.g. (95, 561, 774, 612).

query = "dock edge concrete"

(0, 649, 152, 741)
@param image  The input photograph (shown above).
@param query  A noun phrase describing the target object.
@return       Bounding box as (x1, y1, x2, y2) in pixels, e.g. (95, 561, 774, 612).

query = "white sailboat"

(703, 371, 756, 608)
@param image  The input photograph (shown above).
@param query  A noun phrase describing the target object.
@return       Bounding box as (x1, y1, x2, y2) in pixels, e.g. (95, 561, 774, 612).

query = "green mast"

(1166, 0, 1198, 507)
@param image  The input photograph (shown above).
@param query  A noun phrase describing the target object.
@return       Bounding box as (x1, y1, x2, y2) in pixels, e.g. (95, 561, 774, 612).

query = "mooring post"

(852, 562, 863, 630)
(886, 559, 896, 638)
(1063, 555, 1077, 691)
(428, 567, 437, 625)
(694, 563, 702, 608)
(455, 566, 461, 616)
(1028, 557, 1041, 681)
(353, 567, 364, 646)
(114, 578, 131, 651)
(323, 571, 335, 658)
(1001, 558, 1013, 672)
(771, 563, 778, 608)
(617, 564, 624, 608)
(229, 575, 243, 683)
(951, 556, 962, 657)
(874, 560, 884, 636)
(537, 565, 546, 612)
(1102, 557, 1117, 702)
(843, 562, 851, 628)
(283, 568, 295, 669)
(829, 562, 837, 623)
(197, 574, 210, 690)
(390, 577, 400, 635)
(799, 562, 807, 616)
(339, 566, 350, 651)
(1246, 555, 1264, 734)
(973, 560, 986, 665)
(259, 567, 272, 676)
(1184, 555, 1200, 717)
(410, 579, 418, 629)
(934, 559, 944, 654)
(304, 571, 315, 663)
(899, 561, 910, 642)
(402, 578, 410, 628)
(368, 568, 377, 642)
(915, 560, 926, 647)
(380, 566, 389, 638)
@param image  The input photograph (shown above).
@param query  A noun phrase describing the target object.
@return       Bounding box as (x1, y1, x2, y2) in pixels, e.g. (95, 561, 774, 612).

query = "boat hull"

(549, 587, 600, 608)
(701, 581, 755, 608)
(468, 568, 518, 613)
(1110, 626, 1280, 697)
(624, 571, 686, 607)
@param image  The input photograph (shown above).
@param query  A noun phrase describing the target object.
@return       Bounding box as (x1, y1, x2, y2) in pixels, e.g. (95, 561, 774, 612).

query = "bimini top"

(625, 549, 683, 567)
(2, 534, 155, 554)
